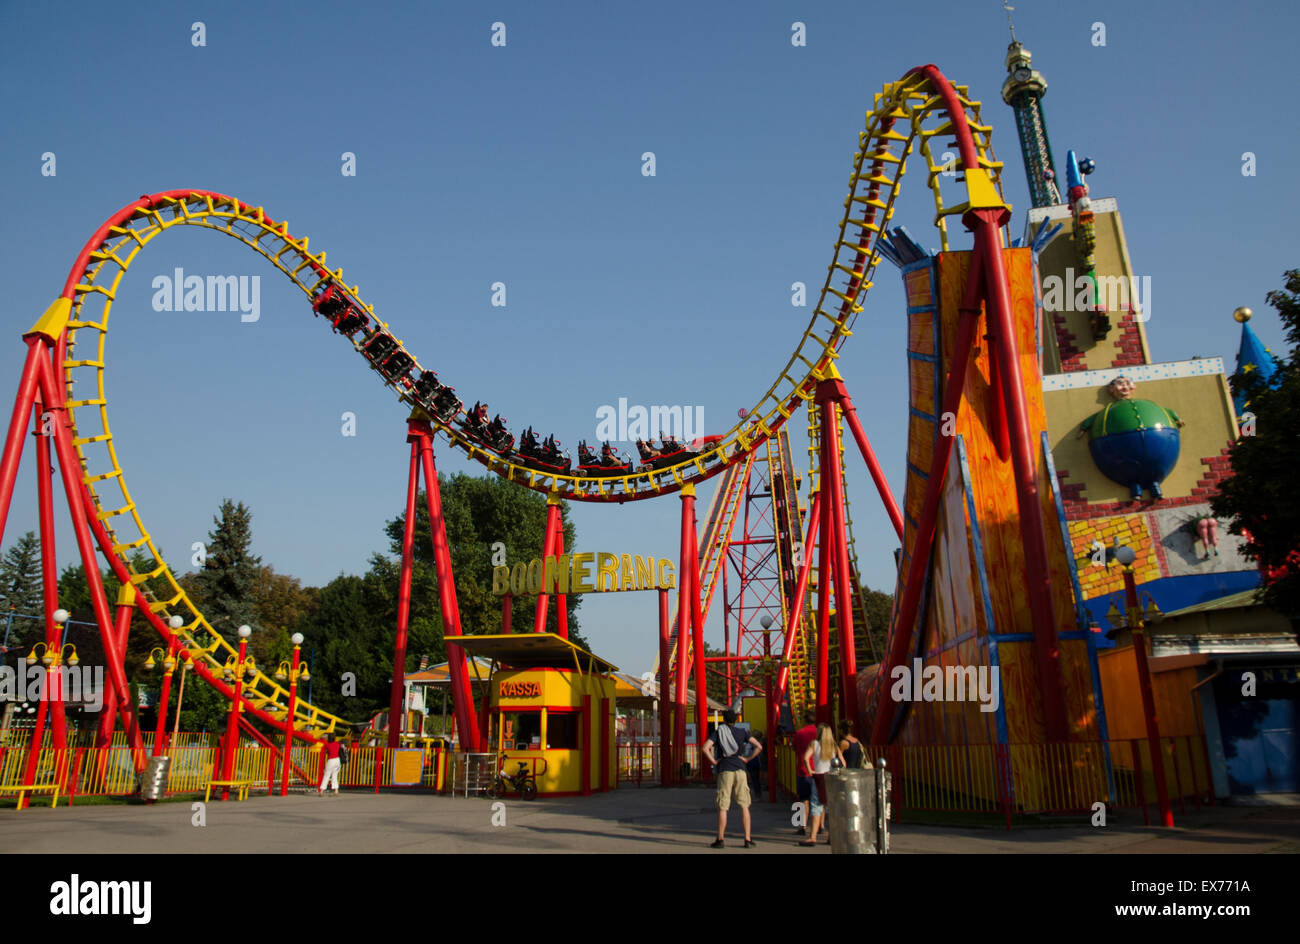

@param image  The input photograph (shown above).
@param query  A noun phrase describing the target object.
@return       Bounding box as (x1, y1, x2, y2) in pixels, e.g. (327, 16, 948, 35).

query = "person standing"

(702, 709, 764, 848)
(791, 712, 818, 836)
(838, 719, 866, 769)
(318, 733, 342, 796)
(800, 723, 845, 846)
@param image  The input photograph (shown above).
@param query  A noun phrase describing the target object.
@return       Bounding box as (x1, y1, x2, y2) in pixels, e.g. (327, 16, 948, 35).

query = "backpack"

(716, 725, 740, 759)
(339, 743, 350, 765)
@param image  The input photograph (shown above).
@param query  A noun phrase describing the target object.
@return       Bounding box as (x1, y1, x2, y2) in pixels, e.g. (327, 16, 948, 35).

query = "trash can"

(824, 761, 890, 854)
(139, 755, 171, 802)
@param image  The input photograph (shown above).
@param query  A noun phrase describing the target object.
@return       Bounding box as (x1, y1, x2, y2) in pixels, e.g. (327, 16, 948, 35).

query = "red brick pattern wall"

(1052, 313, 1088, 372)
(1109, 307, 1145, 368)
(1057, 444, 1235, 521)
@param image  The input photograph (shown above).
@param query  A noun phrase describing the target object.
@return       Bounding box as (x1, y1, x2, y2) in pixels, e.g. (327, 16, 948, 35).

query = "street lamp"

(145, 615, 187, 757)
(1108, 545, 1174, 827)
(276, 632, 309, 796)
(218, 625, 255, 800)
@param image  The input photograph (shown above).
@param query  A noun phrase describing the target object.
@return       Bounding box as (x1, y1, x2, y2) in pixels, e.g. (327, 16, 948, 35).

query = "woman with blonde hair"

(799, 722, 845, 846)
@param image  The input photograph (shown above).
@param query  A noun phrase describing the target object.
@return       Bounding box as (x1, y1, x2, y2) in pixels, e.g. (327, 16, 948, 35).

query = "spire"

(1232, 307, 1281, 414)
(999, 26, 1061, 207)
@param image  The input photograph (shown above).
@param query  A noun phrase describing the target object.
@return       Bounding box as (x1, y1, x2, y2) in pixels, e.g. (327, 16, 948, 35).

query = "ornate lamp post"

(275, 632, 309, 796)
(145, 615, 186, 756)
(1106, 545, 1173, 827)
(17, 635, 77, 807)
(218, 625, 256, 800)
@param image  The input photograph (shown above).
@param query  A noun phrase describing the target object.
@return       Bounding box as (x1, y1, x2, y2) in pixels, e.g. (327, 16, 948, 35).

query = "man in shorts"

(791, 712, 818, 835)
(702, 709, 764, 848)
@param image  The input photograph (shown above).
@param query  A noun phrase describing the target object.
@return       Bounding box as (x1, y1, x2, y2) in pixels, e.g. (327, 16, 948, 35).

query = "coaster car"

(412, 370, 462, 422)
(312, 283, 370, 336)
(463, 402, 514, 454)
(517, 427, 571, 474)
(577, 440, 633, 477)
(361, 331, 415, 383)
(635, 435, 724, 470)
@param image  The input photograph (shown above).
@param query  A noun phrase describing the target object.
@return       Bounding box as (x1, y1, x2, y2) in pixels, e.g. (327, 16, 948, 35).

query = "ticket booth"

(455, 633, 618, 796)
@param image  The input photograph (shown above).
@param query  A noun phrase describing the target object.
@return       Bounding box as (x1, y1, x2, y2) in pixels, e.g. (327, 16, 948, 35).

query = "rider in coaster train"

(600, 441, 618, 466)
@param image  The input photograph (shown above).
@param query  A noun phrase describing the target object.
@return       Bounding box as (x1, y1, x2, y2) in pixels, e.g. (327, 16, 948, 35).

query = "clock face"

(1014, 67, 1032, 81)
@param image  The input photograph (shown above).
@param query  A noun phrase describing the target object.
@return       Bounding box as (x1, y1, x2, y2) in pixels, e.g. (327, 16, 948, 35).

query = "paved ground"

(6, 787, 1299, 853)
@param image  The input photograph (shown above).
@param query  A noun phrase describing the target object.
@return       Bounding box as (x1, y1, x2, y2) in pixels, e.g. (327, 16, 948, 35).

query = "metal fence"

(1, 739, 453, 804)
(774, 735, 1215, 827)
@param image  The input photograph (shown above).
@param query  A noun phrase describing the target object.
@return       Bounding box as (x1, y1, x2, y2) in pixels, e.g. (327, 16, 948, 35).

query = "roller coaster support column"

(815, 372, 862, 726)
(814, 477, 833, 725)
(389, 430, 422, 749)
(0, 339, 46, 544)
(554, 518, 568, 639)
(658, 589, 672, 786)
(672, 485, 694, 773)
(33, 394, 68, 771)
(96, 585, 136, 751)
(30, 339, 144, 763)
(533, 496, 563, 634)
(774, 493, 820, 707)
(689, 487, 709, 776)
(413, 423, 480, 751)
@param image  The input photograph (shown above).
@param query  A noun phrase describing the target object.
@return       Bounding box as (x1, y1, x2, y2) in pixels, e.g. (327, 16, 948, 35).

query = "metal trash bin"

(140, 755, 171, 802)
(824, 761, 890, 854)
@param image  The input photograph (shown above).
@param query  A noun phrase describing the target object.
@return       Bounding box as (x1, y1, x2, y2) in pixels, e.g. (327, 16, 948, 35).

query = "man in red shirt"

(791, 713, 817, 835)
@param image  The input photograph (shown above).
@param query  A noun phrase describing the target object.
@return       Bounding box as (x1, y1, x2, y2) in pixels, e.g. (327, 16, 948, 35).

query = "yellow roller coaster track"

(48, 67, 1006, 736)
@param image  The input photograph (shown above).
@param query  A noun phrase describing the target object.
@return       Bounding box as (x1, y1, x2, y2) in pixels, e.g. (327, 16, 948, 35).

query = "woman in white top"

(800, 722, 846, 846)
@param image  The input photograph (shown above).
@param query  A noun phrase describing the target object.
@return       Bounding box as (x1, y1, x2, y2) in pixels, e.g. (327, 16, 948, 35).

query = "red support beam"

(414, 425, 480, 751)
(553, 520, 568, 639)
(658, 589, 672, 787)
(672, 486, 693, 773)
(533, 498, 562, 633)
(389, 436, 421, 749)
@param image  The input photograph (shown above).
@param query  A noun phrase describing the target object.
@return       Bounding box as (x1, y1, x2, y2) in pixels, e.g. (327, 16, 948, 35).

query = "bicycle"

(488, 753, 539, 801)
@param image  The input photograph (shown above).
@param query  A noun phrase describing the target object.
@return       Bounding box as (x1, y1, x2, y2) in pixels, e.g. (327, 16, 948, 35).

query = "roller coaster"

(1, 63, 1082, 799)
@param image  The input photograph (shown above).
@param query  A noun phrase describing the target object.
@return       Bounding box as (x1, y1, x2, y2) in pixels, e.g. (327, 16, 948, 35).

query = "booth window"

(546, 711, 580, 750)
(499, 711, 542, 750)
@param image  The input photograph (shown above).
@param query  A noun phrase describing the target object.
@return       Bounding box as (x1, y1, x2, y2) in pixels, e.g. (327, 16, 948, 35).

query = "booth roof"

(451, 633, 619, 674)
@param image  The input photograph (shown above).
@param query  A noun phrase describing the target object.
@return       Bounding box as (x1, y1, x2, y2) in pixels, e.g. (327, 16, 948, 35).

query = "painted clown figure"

(1077, 376, 1184, 500)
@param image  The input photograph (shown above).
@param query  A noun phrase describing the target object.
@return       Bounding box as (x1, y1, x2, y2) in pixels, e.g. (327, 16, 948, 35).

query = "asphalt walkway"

(6, 787, 1298, 854)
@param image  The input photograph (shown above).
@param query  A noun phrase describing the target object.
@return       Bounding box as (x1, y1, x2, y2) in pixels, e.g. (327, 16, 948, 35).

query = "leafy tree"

(857, 587, 894, 664)
(1214, 269, 1300, 624)
(189, 499, 263, 639)
(0, 531, 43, 649)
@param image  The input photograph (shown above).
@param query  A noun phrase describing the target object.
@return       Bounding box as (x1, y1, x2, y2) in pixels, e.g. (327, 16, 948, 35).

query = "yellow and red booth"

(454, 633, 617, 796)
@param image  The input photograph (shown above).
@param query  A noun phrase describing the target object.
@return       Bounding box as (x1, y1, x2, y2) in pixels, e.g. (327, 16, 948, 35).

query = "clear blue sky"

(2, 1, 1297, 676)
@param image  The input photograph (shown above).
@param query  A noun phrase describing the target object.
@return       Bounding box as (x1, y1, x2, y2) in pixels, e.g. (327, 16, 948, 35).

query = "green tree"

(0, 531, 43, 648)
(858, 587, 894, 664)
(189, 499, 263, 639)
(1214, 269, 1300, 623)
